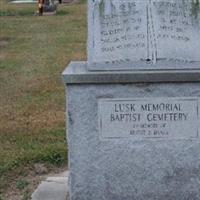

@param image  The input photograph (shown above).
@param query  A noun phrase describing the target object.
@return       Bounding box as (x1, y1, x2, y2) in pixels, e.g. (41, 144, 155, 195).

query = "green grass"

(0, 0, 87, 195)
(16, 179, 29, 190)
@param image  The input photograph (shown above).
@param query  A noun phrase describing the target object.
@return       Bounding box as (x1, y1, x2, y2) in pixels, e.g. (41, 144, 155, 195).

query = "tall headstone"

(62, 0, 200, 199)
(88, 0, 200, 70)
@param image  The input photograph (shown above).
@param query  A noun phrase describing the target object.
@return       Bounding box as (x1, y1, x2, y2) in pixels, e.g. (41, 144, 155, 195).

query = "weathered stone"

(34, 164, 48, 175)
(62, 1, 200, 200)
(87, 0, 200, 70)
(62, 63, 200, 200)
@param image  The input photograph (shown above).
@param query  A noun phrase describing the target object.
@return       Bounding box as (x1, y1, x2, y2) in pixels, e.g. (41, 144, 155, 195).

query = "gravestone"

(88, 0, 200, 70)
(62, 0, 200, 199)
(43, 0, 57, 14)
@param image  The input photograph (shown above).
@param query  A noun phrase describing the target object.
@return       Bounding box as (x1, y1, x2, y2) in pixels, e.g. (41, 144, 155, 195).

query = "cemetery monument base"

(62, 0, 200, 199)
(62, 62, 200, 200)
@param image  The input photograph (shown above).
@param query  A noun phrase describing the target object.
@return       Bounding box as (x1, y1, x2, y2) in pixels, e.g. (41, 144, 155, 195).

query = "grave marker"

(88, 0, 200, 70)
(62, 0, 200, 199)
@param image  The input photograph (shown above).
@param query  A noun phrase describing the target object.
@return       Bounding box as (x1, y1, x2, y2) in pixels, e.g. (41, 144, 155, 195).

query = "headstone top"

(87, 0, 200, 70)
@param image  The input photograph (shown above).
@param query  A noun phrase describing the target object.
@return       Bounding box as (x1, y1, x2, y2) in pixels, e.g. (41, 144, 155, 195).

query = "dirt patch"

(0, 37, 10, 48)
(0, 40, 8, 48)
(1, 164, 67, 200)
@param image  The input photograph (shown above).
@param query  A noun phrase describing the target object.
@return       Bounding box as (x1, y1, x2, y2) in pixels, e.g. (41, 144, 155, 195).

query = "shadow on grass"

(0, 9, 69, 16)
(0, 10, 35, 16)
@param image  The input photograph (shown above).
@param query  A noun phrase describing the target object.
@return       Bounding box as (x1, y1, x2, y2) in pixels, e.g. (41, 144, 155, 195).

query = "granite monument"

(88, 0, 200, 70)
(62, 0, 200, 199)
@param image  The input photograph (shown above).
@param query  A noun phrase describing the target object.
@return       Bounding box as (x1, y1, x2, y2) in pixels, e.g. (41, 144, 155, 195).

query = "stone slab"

(66, 82, 200, 200)
(31, 171, 69, 200)
(62, 61, 200, 84)
(87, 0, 200, 70)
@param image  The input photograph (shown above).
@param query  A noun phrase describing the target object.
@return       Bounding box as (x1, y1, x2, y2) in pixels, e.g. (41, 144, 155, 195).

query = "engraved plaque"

(88, 0, 200, 70)
(88, 0, 148, 68)
(98, 97, 199, 139)
(152, 0, 200, 62)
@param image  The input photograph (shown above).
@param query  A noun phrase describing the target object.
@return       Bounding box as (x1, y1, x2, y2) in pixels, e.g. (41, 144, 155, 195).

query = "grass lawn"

(0, 0, 87, 198)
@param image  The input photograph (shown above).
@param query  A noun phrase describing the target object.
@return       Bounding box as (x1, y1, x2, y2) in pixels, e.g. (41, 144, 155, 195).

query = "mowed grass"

(0, 0, 87, 194)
